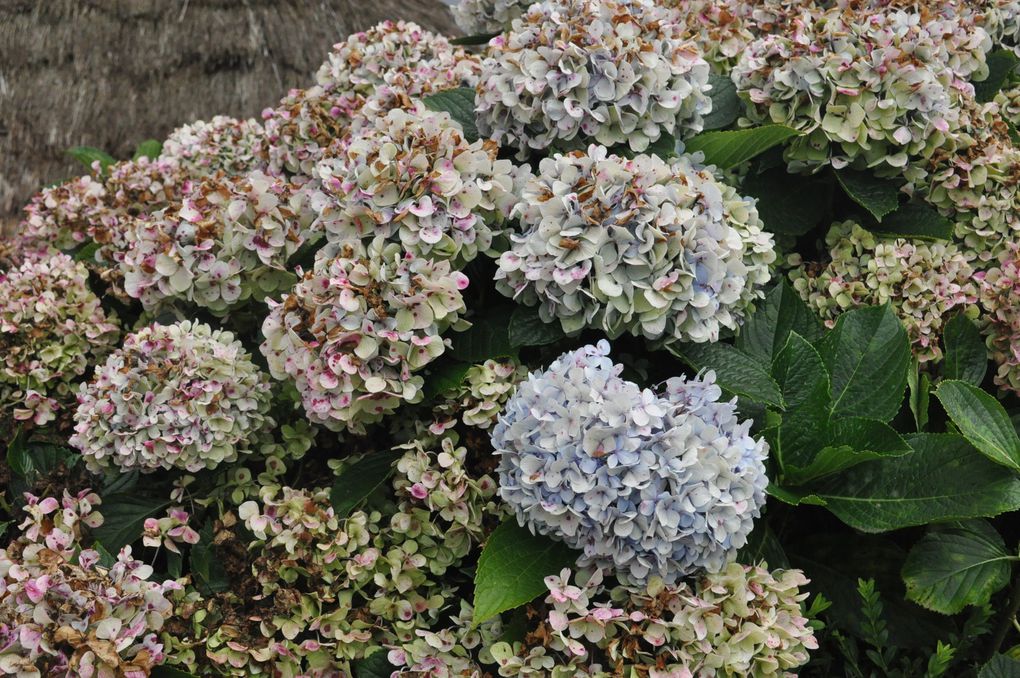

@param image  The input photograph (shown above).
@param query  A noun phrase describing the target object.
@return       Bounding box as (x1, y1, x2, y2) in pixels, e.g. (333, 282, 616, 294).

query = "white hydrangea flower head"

(475, 0, 712, 158)
(911, 98, 1020, 261)
(497, 145, 775, 343)
(260, 240, 469, 433)
(492, 342, 769, 585)
(788, 221, 978, 363)
(313, 104, 518, 266)
(0, 490, 180, 678)
(120, 170, 315, 313)
(0, 253, 120, 415)
(315, 20, 477, 95)
(71, 320, 273, 473)
(161, 115, 267, 177)
(732, 3, 982, 174)
(260, 85, 363, 178)
(657, 0, 761, 72)
(450, 0, 536, 35)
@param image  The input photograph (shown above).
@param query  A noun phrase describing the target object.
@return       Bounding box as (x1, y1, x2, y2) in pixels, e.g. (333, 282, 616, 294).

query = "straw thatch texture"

(0, 0, 457, 220)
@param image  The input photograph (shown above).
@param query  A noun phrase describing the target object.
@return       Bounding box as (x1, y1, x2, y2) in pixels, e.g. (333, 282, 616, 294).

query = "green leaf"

(975, 49, 1020, 102)
(190, 523, 229, 594)
(93, 542, 116, 568)
(613, 132, 677, 160)
(980, 654, 1020, 678)
(784, 418, 911, 485)
(421, 361, 472, 401)
(132, 139, 163, 161)
(684, 124, 800, 170)
(669, 342, 784, 408)
(741, 169, 830, 237)
(452, 306, 516, 362)
(902, 520, 1013, 615)
(74, 241, 101, 263)
(816, 304, 910, 422)
(330, 451, 402, 519)
(449, 32, 500, 46)
(835, 168, 901, 221)
(943, 314, 988, 386)
(736, 282, 824, 362)
(151, 667, 199, 678)
(423, 87, 479, 142)
(772, 332, 829, 411)
(67, 146, 116, 174)
(935, 380, 1020, 472)
(869, 202, 953, 240)
(908, 359, 931, 432)
(352, 649, 396, 677)
(5, 429, 31, 477)
(508, 305, 565, 348)
(92, 494, 171, 552)
(473, 519, 577, 626)
(766, 484, 826, 506)
(703, 73, 740, 131)
(809, 433, 1020, 532)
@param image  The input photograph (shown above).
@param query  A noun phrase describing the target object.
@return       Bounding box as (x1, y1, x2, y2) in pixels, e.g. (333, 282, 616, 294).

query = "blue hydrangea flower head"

(492, 341, 768, 585)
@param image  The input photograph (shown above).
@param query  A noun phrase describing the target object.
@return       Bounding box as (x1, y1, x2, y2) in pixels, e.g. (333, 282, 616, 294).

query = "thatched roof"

(0, 0, 459, 219)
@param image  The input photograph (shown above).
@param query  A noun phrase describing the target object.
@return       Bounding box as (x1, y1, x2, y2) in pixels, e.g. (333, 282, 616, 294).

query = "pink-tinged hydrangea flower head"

(71, 320, 272, 473)
(161, 115, 267, 177)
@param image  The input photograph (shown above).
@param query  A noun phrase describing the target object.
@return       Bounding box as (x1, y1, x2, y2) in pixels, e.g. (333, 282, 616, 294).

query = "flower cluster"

(161, 115, 267, 178)
(493, 342, 769, 585)
(143, 507, 201, 554)
(0, 490, 178, 677)
(497, 146, 775, 343)
(71, 320, 273, 473)
(490, 563, 816, 677)
(313, 105, 518, 265)
(262, 20, 481, 179)
(17, 174, 109, 251)
(261, 241, 468, 433)
(450, 0, 535, 35)
(120, 170, 314, 313)
(394, 434, 503, 542)
(475, 0, 711, 157)
(732, 3, 980, 173)
(912, 98, 1020, 259)
(976, 243, 1020, 393)
(0, 253, 120, 419)
(431, 357, 529, 431)
(788, 221, 978, 363)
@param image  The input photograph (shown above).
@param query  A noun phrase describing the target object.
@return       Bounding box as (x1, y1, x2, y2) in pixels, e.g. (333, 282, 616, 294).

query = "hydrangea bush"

(8, 1, 1020, 676)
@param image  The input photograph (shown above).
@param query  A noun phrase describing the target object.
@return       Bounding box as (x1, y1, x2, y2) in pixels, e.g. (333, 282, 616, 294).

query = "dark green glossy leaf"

(810, 433, 1020, 532)
(935, 380, 1020, 471)
(330, 451, 402, 519)
(975, 49, 1020, 102)
(741, 169, 830, 237)
(902, 520, 1013, 615)
(835, 168, 901, 221)
(943, 314, 988, 386)
(869, 202, 953, 240)
(67, 146, 116, 174)
(132, 139, 163, 161)
(703, 73, 740, 131)
(736, 282, 824, 362)
(353, 649, 396, 677)
(980, 654, 1020, 678)
(92, 494, 171, 552)
(473, 519, 577, 626)
(422, 361, 472, 401)
(669, 342, 784, 408)
(190, 522, 229, 594)
(684, 124, 800, 170)
(816, 304, 910, 422)
(452, 306, 516, 362)
(450, 32, 500, 46)
(509, 305, 565, 347)
(423, 87, 479, 142)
